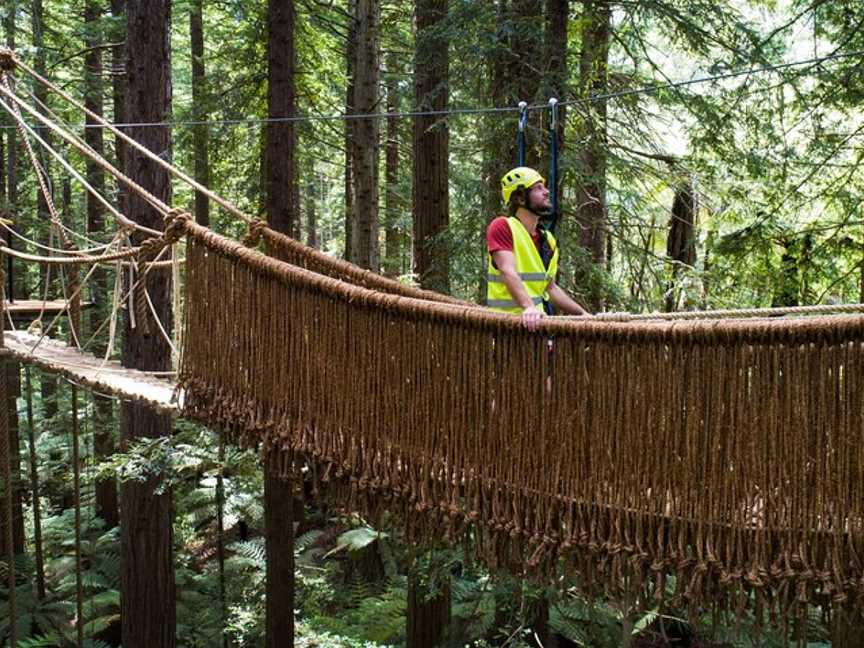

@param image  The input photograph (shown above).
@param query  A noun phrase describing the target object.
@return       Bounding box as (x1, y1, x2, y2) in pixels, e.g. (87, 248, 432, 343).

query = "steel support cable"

(0, 88, 163, 237)
(0, 83, 170, 233)
(0, 221, 118, 257)
(1, 48, 860, 130)
(8, 59, 254, 225)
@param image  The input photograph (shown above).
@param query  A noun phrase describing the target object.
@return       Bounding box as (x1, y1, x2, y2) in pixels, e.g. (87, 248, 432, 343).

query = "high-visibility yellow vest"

(486, 217, 559, 313)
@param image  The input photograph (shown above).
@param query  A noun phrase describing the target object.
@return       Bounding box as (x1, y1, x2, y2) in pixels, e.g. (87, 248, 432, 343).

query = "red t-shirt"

(486, 216, 542, 254)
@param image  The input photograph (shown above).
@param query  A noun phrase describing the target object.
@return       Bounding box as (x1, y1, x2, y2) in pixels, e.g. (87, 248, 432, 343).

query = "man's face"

(526, 181, 551, 211)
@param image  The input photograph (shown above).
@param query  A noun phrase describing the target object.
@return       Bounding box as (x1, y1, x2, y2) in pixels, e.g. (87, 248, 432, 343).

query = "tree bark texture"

(2, 3, 17, 300)
(350, 0, 380, 270)
(575, 0, 610, 310)
(0, 357, 16, 648)
(110, 0, 127, 214)
(664, 179, 697, 312)
(83, 0, 119, 528)
(264, 4, 298, 643)
(344, 0, 357, 262)
(306, 175, 318, 248)
(545, 0, 567, 195)
(383, 50, 402, 277)
(264, 456, 295, 647)
(266, 0, 298, 237)
(407, 573, 451, 648)
(121, 1, 176, 645)
(412, 0, 450, 293)
(190, 0, 211, 227)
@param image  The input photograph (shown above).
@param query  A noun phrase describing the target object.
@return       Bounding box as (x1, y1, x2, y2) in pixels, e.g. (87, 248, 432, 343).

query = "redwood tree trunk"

(575, 0, 610, 310)
(407, 572, 451, 648)
(265, 0, 297, 236)
(344, 0, 357, 261)
(383, 50, 401, 277)
(120, 1, 176, 645)
(350, 0, 380, 270)
(84, 0, 119, 530)
(3, 1, 20, 300)
(190, 0, 211, 227)
(412, 0, 450, 293)
(110, 0, 127, 213)
(264, 1, 297, 644)
(264, 456, 295, 647)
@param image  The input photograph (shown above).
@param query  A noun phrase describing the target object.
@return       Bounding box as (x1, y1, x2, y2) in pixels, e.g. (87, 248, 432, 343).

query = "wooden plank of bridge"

(4, 299, 92, 315)
(1, 330, 178, 414)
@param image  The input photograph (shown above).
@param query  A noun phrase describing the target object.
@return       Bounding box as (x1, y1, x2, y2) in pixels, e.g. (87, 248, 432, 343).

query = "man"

(486, 166, 590, 329)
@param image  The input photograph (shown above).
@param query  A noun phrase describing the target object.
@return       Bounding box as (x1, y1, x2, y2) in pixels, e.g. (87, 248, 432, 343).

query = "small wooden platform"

(5, 299, 93, 315)
(1, 330, 178, 414)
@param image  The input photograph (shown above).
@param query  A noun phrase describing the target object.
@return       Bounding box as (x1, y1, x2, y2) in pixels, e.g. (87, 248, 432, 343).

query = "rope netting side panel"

(252, 223, 471, 306)
(178, 221, 864, 621)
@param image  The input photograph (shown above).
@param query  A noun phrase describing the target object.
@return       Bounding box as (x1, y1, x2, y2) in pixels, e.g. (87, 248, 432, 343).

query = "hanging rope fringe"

(175, 216, 864, 623)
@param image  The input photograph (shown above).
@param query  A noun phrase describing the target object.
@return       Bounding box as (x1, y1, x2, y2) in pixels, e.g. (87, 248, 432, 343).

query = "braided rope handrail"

(588, 302, 864, 321)
(0, 244, 138, 265)
(176, 214, 864, 341)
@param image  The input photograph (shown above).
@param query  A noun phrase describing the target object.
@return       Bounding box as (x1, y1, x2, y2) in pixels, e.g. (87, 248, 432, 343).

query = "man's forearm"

(501, 271, 538, 310)
(548, 283, 590, 315)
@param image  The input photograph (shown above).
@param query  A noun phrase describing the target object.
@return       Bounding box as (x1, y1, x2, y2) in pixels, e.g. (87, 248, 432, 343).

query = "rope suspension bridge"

(2, 45, 864, 641)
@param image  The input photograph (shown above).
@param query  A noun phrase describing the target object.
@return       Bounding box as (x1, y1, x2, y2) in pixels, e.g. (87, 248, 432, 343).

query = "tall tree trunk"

(575, 0, 610, 311)
(265, 0, 298, 236)
(190, 0, 210, 227)
(83, 0, 119, 529)
(306, 174, 318, 248)
(545, 0, 567, 202)
(412, 0, 450, 293)
(4, 362, 23, 554)
(264, 2, 297, 644)
(120, 1, 175, 645)
(3, 1, 18, 300)
(31, 0, 59, 420)
(110, 0, 127, 214)
(264, 455, 295, 647)
(383, 50, 401, 277)
(0, 357, 14, 648)
(350, 0, 380, 270)
(407, 572, 451, 648)
(664, 179, 697, 312)
(344, 0, 357, 261)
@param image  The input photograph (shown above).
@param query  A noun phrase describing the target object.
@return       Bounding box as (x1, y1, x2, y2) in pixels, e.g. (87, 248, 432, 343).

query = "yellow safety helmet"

(501, 167, 545, 205)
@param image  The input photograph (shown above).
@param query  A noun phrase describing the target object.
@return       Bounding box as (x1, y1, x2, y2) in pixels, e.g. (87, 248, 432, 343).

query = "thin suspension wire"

(0, 88, 162, 236)
(0, 80, 170, 229)
(6, 63, 252, 225)
(2, 48, 861, 130)
(0, 221, 116, 257)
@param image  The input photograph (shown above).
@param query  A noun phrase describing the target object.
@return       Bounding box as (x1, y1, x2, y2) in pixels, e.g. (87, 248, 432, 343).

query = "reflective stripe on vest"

(486, 217, 559, 314)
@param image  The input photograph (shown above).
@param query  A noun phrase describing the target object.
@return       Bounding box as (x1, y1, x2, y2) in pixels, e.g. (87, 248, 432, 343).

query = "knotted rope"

(177, 218, 864, 626)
